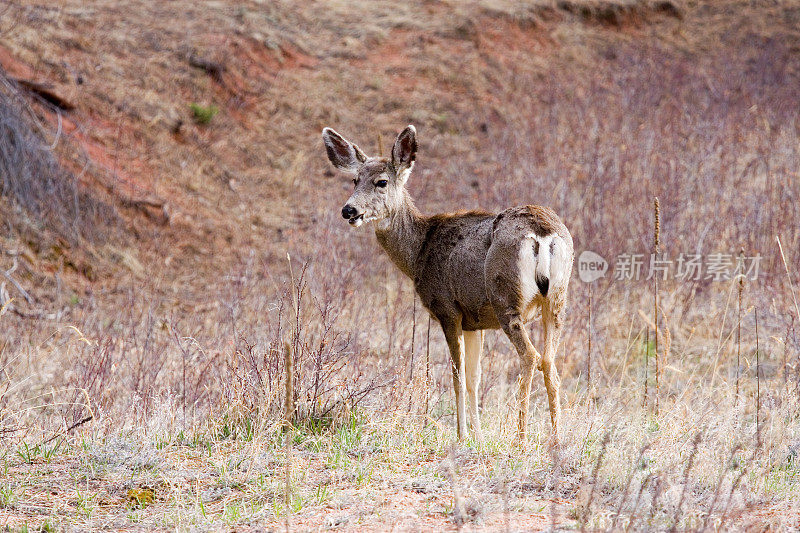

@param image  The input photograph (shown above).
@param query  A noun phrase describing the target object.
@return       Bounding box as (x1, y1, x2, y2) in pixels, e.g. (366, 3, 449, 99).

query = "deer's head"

(322, 125, 417, 228)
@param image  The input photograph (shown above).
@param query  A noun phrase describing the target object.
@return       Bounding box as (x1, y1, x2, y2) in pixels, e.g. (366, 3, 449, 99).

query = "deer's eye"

(375, 179, 388, 188)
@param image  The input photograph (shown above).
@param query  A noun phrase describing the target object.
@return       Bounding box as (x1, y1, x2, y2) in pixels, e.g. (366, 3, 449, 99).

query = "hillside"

(1, 0, 799, 530)
(1, 1, 797, 307)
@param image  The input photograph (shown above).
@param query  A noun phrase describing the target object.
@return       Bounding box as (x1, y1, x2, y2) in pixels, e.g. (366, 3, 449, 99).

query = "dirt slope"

(0, 0, 796, 315)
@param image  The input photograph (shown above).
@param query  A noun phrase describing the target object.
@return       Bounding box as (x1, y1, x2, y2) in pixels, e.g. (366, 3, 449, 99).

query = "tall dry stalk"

(284, 341, 294, 428)
(625, 473, 652, 533)
(776, 235, 800, 404)
(169, 325, 189, 427)
(587, 287, 592, 394)
(284, 341, 293, 533)
(611, 444, 650, 530)
(736, 248, 744, 406)
(794, 314, 800, 405)
(409, 294, 416, 381)
(425, 315, 431, 416)
(286, 253, 301, 365)
(669, 433, 701, 532)
(653, 197, 660, 415)
(703, 444, 742, 530)
(776, 235, 800, 324)
(755, 307, 761, 448)
(647, 476, 664, 525)
(643, 327, 649, 411)
(719, 447, 759, 529)
(503, 477, 510, 533)
(408, 294, 417, 412)
(580, 432, 610, 532)
(285, 253, 298, 533)
(783, 318, 790, 391)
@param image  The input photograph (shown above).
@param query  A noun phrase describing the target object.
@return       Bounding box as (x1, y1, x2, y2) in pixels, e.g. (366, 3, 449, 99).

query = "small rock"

(201, 486, 232, 503)
(325, 515, 348, 529)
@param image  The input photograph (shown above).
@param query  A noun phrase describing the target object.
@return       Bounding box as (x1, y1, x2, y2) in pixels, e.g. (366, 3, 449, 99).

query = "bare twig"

(776, 235, 800, 324)
(503, 476, 510, 533)
(612, 444, 650, 530)
(284, 341, 293, 533)
(624, 473, 652, 533)
(11, 77, 75, 110)
(646, 476, 664, 525)
(580, 431, 610, 531)
(703, 444, 742, 530)
(736, 248, 744, 406)
(644, 327, 649, 411)
(39, 415, 92, 446)
(653, 197, 660, 415)
(409, 294, 416, 382)
(719, 446, 759, 529)
(587, 287, 592, 395)
(2, 260, 33, 304)
(187, 53, 225, 82)
(784, 316, 790, 390)
(426, 315, 431, 417)
(669, 433, 701, 532)
(284, 342, 294, 429)
(169, 325, 190, 427)
(755, 307, 761, 448)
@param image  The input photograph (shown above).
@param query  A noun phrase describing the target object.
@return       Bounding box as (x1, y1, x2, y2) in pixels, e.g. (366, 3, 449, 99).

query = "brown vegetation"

(0, 0, 799, 530)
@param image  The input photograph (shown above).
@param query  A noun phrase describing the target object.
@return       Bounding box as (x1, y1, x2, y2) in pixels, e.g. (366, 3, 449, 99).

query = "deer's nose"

(342, 205, 358, 219)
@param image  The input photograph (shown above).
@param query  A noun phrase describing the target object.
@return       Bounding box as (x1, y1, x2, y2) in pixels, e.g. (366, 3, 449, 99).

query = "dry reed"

(653, 197, 660, 415)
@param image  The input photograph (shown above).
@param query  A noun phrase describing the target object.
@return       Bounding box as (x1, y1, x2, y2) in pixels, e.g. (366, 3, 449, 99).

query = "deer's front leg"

(441, 320, 467, 441)
(463, 329, 485, 446)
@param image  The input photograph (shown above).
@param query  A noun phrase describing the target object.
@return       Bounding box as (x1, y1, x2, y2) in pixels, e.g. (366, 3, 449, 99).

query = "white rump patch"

(519, 234, 548, 304)
(518, 233, 568, 303)
(548, 235, 571, 289)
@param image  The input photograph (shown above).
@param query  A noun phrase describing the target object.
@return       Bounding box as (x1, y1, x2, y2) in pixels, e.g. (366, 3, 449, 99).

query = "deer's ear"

(322, 128, 366, 172)
(391, 125, 417, 181)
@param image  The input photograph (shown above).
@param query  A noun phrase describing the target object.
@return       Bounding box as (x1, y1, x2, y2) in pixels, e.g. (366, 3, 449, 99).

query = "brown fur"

(323, 125, 574, 444)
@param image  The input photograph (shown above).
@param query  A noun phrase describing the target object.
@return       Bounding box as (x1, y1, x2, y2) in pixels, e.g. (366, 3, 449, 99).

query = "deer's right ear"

(322, 127, 367, 173)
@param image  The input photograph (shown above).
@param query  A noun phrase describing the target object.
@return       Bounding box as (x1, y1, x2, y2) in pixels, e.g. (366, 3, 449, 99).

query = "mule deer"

(322, 125, 573, 444)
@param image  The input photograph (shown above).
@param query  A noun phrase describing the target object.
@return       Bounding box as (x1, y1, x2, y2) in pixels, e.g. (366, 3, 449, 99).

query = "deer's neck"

(374, 191, 428, 280)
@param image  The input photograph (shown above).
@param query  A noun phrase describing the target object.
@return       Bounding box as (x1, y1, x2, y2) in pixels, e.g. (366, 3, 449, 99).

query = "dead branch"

(1, 260, 32, 304)
(11, 78, 75, 111)
(40, 415, 93, 446)
(119, 196, 170, 225)
(188, 54, 225, 82)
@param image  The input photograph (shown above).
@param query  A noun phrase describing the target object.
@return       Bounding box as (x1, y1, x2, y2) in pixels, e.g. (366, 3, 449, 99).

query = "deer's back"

(414, 206, 572, 330)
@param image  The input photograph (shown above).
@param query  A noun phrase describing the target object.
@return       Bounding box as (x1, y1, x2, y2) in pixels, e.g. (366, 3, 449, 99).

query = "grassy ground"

(1, 387, 797, 531)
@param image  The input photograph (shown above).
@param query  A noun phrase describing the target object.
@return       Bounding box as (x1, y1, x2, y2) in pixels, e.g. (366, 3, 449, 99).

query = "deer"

(321, 125, 574, 445)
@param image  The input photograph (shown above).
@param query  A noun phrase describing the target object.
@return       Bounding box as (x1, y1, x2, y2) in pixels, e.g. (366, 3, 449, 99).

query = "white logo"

(578, 250, 608, 283)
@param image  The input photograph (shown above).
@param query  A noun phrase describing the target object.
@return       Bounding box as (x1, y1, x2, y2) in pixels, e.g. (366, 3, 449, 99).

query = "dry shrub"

(0, 73, 115, 242)
(223, 263, 392, 431)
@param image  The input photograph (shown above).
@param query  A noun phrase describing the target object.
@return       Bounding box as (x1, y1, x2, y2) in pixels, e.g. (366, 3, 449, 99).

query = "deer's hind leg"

(488, 305, 541, 445)
(541, 300, 563, 442)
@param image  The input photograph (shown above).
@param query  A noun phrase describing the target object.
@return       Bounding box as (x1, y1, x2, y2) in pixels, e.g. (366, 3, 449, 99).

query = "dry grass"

(0, 0, 799, 530)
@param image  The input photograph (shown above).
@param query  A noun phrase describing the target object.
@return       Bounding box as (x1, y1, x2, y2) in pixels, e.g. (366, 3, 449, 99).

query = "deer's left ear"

(322, 127, 367, 173)
(391, 125, 417, 182)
